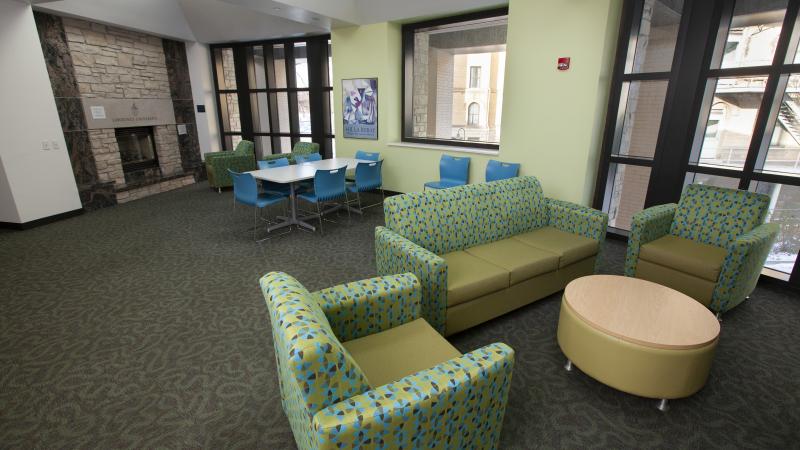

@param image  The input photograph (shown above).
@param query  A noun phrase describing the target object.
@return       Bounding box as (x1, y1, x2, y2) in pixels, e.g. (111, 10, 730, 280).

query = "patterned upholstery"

(262, 142, 320, 164)
(204, 140, 256, 189)
(671, 184, 770, 248)
(260, 271, 515, 450)
(314, 273, 422, 341)
(625, 184, 779, 313)
(377, 176, 607, 333)
(313, 342, 514, 450)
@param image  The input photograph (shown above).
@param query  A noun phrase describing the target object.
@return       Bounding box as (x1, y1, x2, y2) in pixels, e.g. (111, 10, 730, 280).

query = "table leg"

(564, 359, 573, 372)
(656, 399, 669, 412)
(267, 181, 317, 232)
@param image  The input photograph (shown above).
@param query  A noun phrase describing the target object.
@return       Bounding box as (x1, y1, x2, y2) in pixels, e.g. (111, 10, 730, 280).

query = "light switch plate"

(177, 124, 187, 135)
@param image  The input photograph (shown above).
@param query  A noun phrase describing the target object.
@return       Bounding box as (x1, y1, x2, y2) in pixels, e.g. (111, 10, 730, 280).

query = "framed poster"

(342, 78, 378, 140)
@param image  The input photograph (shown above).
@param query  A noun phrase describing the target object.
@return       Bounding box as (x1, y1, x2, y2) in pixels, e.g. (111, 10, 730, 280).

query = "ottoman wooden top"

(564, 275, 720, 350)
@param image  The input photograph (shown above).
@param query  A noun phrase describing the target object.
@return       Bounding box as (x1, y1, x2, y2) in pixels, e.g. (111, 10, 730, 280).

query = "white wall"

(185, 42, 221, 157)
(0, 0, 82, 224)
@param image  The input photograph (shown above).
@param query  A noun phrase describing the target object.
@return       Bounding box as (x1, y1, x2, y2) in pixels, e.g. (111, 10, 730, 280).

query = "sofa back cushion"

(384, 176, 547, 254)
(234, 139, 254, 155)
(671, 184, 770, 248)
(259, 272, 370, 432)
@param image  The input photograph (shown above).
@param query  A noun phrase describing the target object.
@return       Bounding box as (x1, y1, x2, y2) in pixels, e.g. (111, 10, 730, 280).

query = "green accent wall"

(331, 0, 622, 205)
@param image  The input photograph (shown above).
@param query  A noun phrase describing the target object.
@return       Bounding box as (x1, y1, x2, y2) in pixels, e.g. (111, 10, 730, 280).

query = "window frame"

(469, 66, 481, 88)
(401, 7, 509, 151)
(209, 34, 334, 158)
(594, 0, 800, 286)
(467, 102, 480, 126)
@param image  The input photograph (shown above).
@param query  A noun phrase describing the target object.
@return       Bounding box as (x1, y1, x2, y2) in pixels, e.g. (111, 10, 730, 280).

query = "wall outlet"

(41, 141, 50, 151)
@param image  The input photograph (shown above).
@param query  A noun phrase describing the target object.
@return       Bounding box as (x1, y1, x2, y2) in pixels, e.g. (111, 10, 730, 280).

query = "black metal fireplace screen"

(115, 127, 158, 173)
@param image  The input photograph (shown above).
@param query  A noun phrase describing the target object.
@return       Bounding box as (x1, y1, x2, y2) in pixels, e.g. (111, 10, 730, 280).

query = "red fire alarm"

(558, 57, 570, 71)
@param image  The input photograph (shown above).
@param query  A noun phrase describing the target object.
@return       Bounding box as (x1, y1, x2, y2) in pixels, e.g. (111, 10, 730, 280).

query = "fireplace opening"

(116, 126, 159, 173)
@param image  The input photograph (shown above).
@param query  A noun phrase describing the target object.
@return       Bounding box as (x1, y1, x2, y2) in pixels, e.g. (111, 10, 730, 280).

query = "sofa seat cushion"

(342, 318, 462, 388)
(465, 237, 559, 285)
(639, 235, 727, 282)
(512, 226, 599, 268)
(442, 250, 510, 307)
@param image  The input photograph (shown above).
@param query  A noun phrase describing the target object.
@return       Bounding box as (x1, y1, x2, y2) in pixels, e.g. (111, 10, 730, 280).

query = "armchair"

(262, 141, 320, 164)
(260, 271, 514, 450)
(204, 140, 256, 191)
(625, 184, 779, 314)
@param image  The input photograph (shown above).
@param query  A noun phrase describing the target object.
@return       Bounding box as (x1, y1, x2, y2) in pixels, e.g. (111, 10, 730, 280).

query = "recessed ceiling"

(30, 0, 507, 43)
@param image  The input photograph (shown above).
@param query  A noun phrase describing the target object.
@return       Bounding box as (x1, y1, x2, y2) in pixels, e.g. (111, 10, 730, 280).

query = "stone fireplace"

(34, 12, 204, 208)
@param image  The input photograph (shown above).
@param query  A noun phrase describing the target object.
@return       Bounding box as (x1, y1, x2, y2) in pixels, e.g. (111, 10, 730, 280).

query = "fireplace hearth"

(116, 127, 159, 174)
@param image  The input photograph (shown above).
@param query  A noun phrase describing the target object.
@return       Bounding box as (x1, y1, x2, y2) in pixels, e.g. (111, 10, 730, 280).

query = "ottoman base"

(557, 298, 717, 400)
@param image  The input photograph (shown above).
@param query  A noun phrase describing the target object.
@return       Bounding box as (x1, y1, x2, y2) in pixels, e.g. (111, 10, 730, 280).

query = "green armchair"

(260, 271, 514, 450)
(625, 184, 779, 314)
(204, 140, 256, 191)
(261, 141, 320, 164)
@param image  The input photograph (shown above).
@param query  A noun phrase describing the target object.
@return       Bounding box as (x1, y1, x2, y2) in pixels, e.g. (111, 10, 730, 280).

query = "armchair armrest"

(624, 203, 677, 277)
(546, 198, 608, 242)
(712, 223, 779, 313)
(312, 343, 514, 450)
(314, 273, 421, 341)
(375, 226, 447, 334)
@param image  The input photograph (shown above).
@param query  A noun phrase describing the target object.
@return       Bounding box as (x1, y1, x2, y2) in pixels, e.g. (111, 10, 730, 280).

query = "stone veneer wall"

(34, 12, 203, 209)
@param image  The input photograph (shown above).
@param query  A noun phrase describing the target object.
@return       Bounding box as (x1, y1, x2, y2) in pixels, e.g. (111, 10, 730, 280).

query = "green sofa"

(203, 140, 256, 191)
(376, 176, 608, 336)
(625, 184, 779, 314)
(260, 271, 514, 450)
(261, 141, 320, 164)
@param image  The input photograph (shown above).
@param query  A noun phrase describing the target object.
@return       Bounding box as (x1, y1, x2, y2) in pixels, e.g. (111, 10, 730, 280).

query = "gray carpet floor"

(1, 182, 798, 449)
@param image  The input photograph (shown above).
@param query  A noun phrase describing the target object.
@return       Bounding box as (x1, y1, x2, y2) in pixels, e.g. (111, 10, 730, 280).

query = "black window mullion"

(737, 0, 800, 190)
(593, 0, 638, 210)
(307, 38, 330, 158)
(646, 0, 724, 206)
(232, 46, 254, 144)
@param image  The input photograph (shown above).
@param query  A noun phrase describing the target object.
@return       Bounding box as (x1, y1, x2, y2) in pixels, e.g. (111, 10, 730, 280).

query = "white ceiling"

(29, 0, 507, 43)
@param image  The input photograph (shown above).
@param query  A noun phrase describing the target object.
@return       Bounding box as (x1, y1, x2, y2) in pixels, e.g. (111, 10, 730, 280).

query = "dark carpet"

(1, 182, 798, 449)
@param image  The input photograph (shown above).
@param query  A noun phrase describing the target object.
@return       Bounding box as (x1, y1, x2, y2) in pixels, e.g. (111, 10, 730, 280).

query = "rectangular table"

(247, 157, 373, 232)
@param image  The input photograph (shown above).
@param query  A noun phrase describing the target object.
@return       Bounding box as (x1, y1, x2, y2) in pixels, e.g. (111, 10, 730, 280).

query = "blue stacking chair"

(346, 160, 384, 213)
(486, 160, 520, 182)
(348, 150, 381, 182)
(355, 150, 380, 161)
(294, 153, 321, 192)
(295, 153, 322, 163)
(424, 155, 470, 190)
(257, 158, 291, 195)
(228, 169, 287, 241)
(298, 166, 349, 234)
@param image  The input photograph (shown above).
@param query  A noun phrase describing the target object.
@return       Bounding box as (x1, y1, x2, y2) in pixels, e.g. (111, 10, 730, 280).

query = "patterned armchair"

(260, 271, 514, 450)
(261, 141, 320, 164)
(204, 140, 256, 191)
(625, 184, 779, 314)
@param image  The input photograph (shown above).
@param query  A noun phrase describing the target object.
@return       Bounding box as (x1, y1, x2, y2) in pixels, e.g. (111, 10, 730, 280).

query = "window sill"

(388, 141, 499, 156)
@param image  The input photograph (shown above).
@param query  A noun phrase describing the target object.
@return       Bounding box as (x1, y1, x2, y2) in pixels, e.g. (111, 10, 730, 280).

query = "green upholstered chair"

(204, 140, 256, 192)
(261, 141, 320, 164)
(260, 271, 514, 450)
(625, 184, 779, 314)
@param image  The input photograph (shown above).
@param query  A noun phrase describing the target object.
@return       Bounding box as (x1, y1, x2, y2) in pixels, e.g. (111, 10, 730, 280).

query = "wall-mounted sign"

(82, 98, 176, 129)
(177, 124, 187, 135)
(90, 106, 106, 120)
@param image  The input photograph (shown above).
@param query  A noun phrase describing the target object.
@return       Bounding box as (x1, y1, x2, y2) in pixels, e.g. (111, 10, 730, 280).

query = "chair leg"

(345, 197, 351, 224)
(253, 207, 258, 241)
(381, 188, 386, 205)
(357, 192, 363, 216)
(317, 202, 324, 235)
(218, 187, 222, 194)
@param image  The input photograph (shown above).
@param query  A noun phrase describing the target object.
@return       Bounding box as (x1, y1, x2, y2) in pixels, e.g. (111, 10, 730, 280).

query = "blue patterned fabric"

(671, 184, 770, 248)
(261, 272, 515, 450)
(314, 273, 421, 341)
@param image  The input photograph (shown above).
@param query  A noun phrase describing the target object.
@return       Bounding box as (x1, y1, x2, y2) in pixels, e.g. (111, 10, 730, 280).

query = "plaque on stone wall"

(82, 98, 176, 129)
